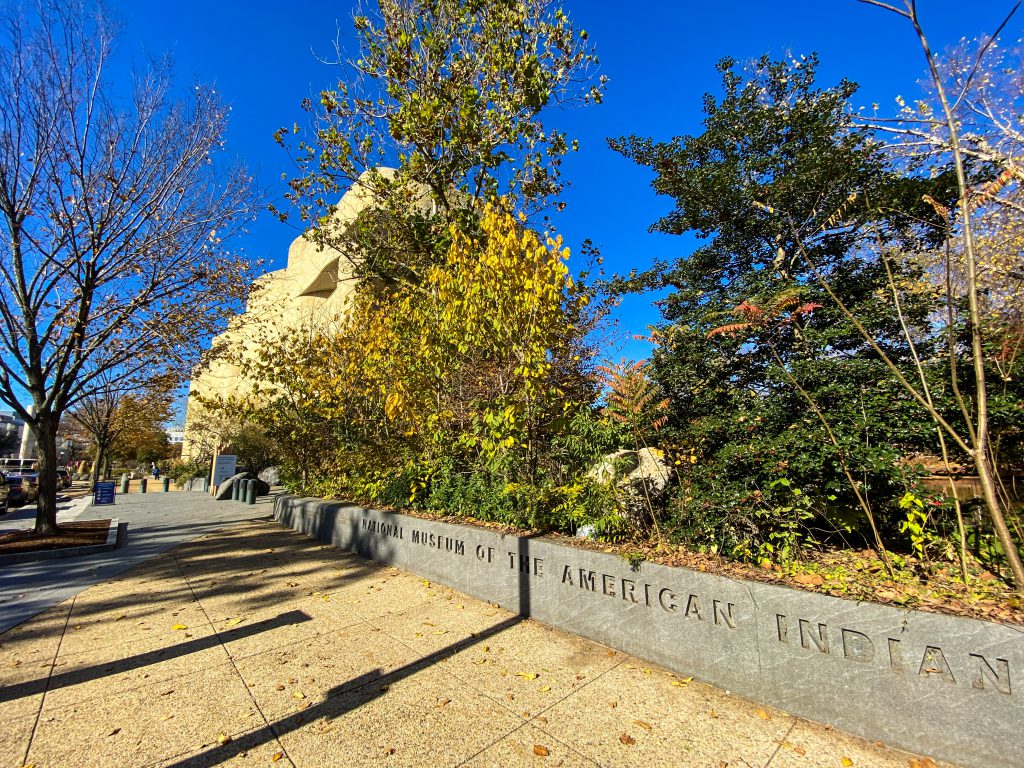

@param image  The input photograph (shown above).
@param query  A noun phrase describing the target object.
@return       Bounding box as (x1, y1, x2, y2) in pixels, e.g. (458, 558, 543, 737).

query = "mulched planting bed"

(0, 519, 111, 555)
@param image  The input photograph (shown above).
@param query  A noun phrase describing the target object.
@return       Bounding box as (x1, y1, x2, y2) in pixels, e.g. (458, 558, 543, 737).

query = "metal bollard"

(246, 479, 256, 505)
(232, 479, 241, 501)
(140, 477, 147, 494)
(120, 475, 129, 494)
(162, 477, 170, 492)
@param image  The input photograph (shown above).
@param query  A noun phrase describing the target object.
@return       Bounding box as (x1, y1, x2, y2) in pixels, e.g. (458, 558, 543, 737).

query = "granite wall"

(274, 495, 1024, 768)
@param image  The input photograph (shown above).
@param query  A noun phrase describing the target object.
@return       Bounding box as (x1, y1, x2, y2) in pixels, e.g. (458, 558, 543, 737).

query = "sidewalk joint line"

(21, 595, 76, 767)
(172, 549, 298, 768)
(763, 720, 797, 767)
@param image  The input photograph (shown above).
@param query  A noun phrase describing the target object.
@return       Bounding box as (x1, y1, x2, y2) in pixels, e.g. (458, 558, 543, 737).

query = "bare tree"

(66, 371, 174, 485)
(0, 2, 257, 533)
(844, 0, 1024, 587)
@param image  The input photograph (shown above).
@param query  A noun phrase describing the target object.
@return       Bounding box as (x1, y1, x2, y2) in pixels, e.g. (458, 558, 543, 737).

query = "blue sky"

(114, 0, 1014, 365)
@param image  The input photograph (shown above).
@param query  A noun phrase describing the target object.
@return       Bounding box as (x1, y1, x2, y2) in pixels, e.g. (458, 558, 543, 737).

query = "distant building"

(166, 427, 186, 445)
(0, 411, 24, 458)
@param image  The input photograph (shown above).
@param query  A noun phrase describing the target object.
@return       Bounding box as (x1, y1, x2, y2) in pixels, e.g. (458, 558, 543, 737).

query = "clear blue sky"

(113, 0, 1015, 364)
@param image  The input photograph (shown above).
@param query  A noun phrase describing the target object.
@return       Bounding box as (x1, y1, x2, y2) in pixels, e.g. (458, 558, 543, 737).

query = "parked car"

(0, 472, 8, 514)
(56, 468, 73, 489)
(1, 460, 38, 507)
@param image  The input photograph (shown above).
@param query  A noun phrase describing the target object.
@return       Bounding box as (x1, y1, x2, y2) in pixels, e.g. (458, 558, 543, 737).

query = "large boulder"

(586, 447, 674, 530)
(258, 465, 281, 486)
(214, 471, 269, 500)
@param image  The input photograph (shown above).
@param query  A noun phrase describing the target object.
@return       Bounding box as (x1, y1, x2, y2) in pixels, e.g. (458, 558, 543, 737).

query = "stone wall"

(274, 494, 1024, 768)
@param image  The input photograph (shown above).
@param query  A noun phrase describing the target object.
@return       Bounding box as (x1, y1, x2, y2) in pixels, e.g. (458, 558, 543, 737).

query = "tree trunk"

(976, 445, 1024, 586)
(33, 413, 60, 535)
(91, 444, 103, 486)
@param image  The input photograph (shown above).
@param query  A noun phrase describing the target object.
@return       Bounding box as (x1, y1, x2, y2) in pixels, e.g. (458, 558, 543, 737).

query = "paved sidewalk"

(0, 492, 270, 634)
(0, 498, 940, 768)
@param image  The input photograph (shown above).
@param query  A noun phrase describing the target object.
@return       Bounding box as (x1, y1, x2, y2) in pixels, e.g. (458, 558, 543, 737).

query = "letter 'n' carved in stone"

(970, 654, 1011, 695)
(712, 600, 736, 629)
(799, 619, 829, 654)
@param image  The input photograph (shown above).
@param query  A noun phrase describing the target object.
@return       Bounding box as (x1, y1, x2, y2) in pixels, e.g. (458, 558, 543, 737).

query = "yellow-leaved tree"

(230, 201, 609, 528)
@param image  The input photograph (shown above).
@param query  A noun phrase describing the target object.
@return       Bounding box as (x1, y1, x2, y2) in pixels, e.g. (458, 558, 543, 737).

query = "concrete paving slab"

(234, 622, 420, 722)
(461, 723, 600, 767)
(0, 603, 68, 721)
(42, 627, 232, 710)
(209, 603, 361, 662)
(273, 664, 524, 768)
(535, 659, 795, 768)
(368, 594, 520, 656)
(149, 726, 293, 768)
(0, 713, 37, 768)
(28, 661, 260, 768)
(440, 619, 622, 721)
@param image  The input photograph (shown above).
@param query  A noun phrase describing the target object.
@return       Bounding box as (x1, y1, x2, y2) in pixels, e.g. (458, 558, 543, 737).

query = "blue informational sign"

(93, 481, 116, 505)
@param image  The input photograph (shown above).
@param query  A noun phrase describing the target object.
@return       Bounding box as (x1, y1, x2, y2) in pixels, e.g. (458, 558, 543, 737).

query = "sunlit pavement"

(0, 495, 941, 767)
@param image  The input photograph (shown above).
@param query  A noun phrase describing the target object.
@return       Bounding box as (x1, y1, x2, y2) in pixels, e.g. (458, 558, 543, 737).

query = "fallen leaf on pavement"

(514, 672, 538, 680)
(619, 733, 636, 745)
(755, 708, 772, 720)
(171, 624, 187, 631)
(108, 728, 120, 736)
(634, 720, 652, 730)
(841, 759, 854, 767)
(292, 691, 305, 700)
(271, 752, 283, 762)
(216, 733, 231, 745)
(538, 685, 551, 692)
(533, 745, 550, 757)
(224, 618, 245, 627)
(908, 760, 937, 768)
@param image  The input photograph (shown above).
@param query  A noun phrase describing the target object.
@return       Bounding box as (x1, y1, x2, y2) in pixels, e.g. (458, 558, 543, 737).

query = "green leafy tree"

(274, 0, 605, 285)
(610, 55, 954, 562)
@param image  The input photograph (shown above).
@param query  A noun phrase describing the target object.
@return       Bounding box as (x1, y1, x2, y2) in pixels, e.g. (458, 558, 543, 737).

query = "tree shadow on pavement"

(160, 614, 523, 768)
(0, 610, 313, 705)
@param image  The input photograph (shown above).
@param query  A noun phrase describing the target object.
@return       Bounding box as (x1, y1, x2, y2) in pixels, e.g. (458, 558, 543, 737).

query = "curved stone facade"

(182, 169, 406, 459)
